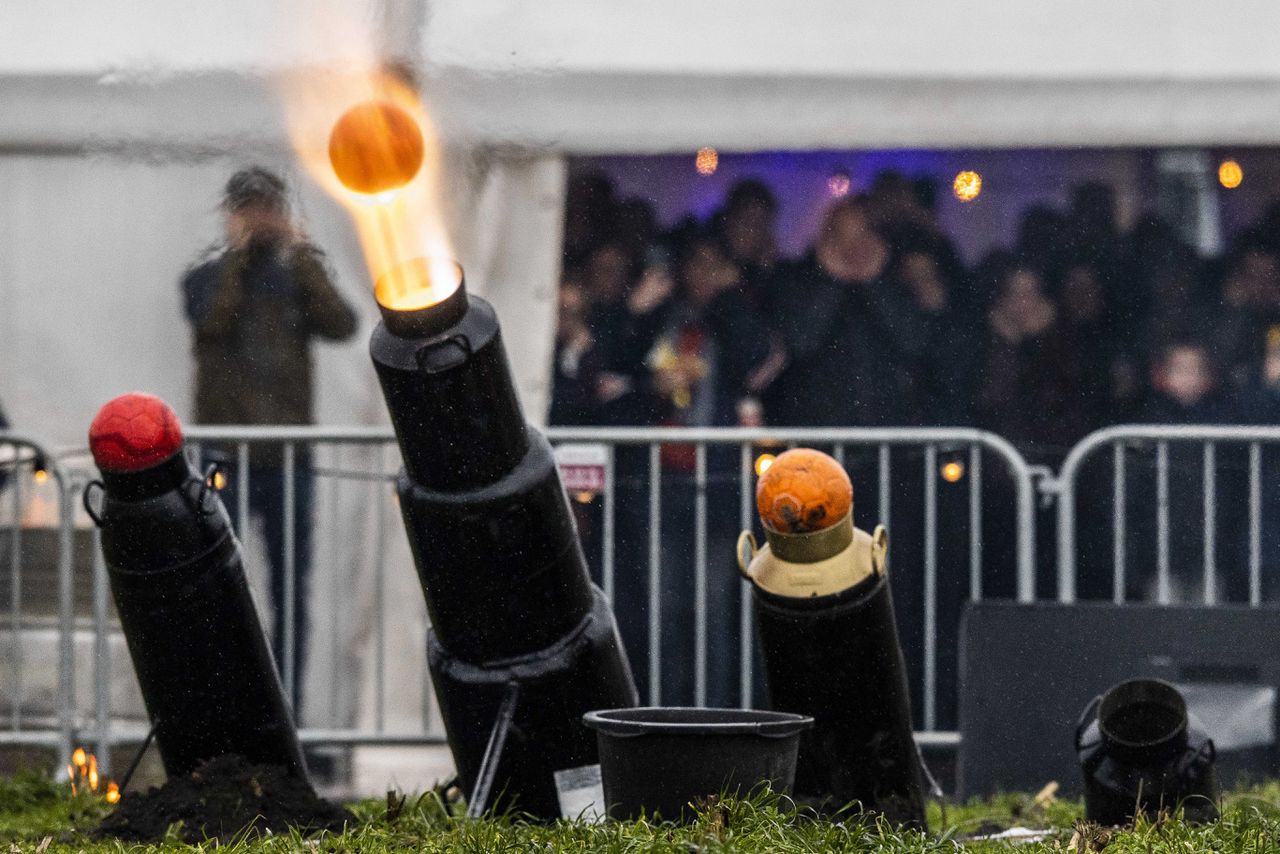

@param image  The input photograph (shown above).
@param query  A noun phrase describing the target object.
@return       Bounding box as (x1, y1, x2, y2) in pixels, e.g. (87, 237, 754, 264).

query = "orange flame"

(67, 747, 117, 801)
(281, 39, 458, 312)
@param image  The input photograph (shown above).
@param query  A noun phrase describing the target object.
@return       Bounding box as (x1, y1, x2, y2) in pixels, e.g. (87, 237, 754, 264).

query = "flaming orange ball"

(328, 101, 425, 195)
(756, 448, 852, 533)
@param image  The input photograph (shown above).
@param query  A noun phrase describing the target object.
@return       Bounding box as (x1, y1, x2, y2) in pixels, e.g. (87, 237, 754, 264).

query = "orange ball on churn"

(328, 100, 425, 195)
(756, 448, 852, 533)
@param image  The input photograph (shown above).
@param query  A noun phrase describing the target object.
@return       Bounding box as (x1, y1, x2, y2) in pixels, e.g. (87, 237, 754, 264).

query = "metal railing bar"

(236, 442, 250, 553)
(1113, 442, 1126, 605)
(1250, 442, 1262, 606)
(602, 445, 616, 603)
(92, 526, 111, 775)
(1157, 441, 1171, 606)
(969, 444, 981, 602)
(55, 462, 74, 767)
(648, 443, 662, 705)
(923, 445, 938, 732)
(739, 443, 753, 709)
(10, 461, 22, 732)
(282, 443, 297, 704)
(373, 445, 388, 733)
(1202, 443, 1216, 606)
(326, 454, 342, 729)
(694, 444, 708, 708)
(878, 444, 891, 570)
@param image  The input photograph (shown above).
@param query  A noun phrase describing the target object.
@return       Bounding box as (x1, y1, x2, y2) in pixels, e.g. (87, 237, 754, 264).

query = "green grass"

(5, 772, 1280, 852)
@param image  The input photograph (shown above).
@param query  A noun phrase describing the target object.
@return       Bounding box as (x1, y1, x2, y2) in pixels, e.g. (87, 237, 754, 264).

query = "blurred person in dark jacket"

(975, 259, 1073, 461)
(563, 169, 619, 275)
(181, 166, 358, 707)
(549, 280, 600, 426)
(1213, 243, 1280, 393)
(1125, 339, 1237, 602)
(716, 179, 780, 309)
(647, 232, 783, 707)
(580, 241, 673, 426)
(1055, 259, 1121, 441)
(1237, 329, 1280, 599)
(889, 243, 978, 426)
(765, 196, 925, 427)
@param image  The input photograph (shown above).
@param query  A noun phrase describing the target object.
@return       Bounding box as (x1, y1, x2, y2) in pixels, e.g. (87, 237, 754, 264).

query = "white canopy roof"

(5, 0, 1280, 153)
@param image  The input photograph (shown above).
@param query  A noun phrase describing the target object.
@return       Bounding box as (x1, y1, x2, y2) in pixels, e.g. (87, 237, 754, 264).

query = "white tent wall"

(0, 1, 565, 792)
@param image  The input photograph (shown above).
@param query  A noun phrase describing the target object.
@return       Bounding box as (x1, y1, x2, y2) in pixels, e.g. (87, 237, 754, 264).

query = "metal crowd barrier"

(1056, 424, 1280, 607)
(2, 425, 1038, 767)
(0, 434, 75, 768)
(548, 426, 1037, 738)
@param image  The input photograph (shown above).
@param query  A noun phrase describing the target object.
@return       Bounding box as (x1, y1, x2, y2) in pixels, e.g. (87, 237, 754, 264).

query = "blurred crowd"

(552, 170, 1280, 462)
(556, 169, 1280, 713)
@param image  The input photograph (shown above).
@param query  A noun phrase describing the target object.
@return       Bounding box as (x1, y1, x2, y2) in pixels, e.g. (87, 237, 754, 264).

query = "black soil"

(96, 755, 354, 843)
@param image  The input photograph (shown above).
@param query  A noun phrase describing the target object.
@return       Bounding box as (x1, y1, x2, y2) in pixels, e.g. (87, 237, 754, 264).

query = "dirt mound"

(96, 755, 354, 843)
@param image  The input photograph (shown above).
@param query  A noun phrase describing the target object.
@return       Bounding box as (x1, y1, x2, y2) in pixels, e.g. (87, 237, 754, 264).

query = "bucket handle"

(1179, 737, 1216, 773)
(1075, 694, 1102, 751)
(736, 530, 757, 581)
(83, 480, 105, 528)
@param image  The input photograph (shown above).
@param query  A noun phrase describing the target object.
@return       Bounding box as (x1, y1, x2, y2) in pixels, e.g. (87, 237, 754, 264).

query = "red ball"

(89, 393, 184, 473)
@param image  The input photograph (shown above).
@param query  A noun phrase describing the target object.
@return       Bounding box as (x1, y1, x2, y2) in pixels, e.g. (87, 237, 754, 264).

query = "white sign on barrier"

(554, 443, 609, 493)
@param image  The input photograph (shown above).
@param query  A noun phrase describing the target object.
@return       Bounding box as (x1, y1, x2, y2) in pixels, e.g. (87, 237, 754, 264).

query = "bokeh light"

(1218, 159, 1243, 190)
(941, 461, 965, 483)
(827, 171, 851, 197)
(953, 170, 982, 202)
(754, 454, 776, 476)
(695, 147, 719, 176)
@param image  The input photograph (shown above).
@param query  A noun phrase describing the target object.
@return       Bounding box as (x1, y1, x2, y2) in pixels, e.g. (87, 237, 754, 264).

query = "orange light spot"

(33, 469, 48, 484)
(72, 747, 86, 769)
(105, 781, 120, 804)
(574, 491, 596, 504)
(953, 170, 982, 202)
(755, 448, 852, 533)
(695, 147, 719, 176)
(329, 101, 425, 196)
(754, 454, 776, 476)
(1218, 159, 1243, 190)
(941, 461, 965, 483)
(88, 754, 99, 792)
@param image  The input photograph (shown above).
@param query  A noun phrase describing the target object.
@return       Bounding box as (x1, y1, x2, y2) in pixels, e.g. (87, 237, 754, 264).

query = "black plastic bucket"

(583, 707, 813, 820)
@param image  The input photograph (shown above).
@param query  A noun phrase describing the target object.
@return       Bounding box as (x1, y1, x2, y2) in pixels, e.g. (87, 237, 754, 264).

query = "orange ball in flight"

(756, 448, 852, 533)
(328, 101, 425, 195)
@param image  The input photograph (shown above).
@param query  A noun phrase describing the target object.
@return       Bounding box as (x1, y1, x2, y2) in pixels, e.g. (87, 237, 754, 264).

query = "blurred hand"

(736, 397, 764, 427)
(628, 266, 675, 315)
(595, 372, 632, 404)
(989, 305, 1024, 343)
(913, 277, 948, 313)
(227, 205, 299, 251)
(1265, 352, 1280, 387)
